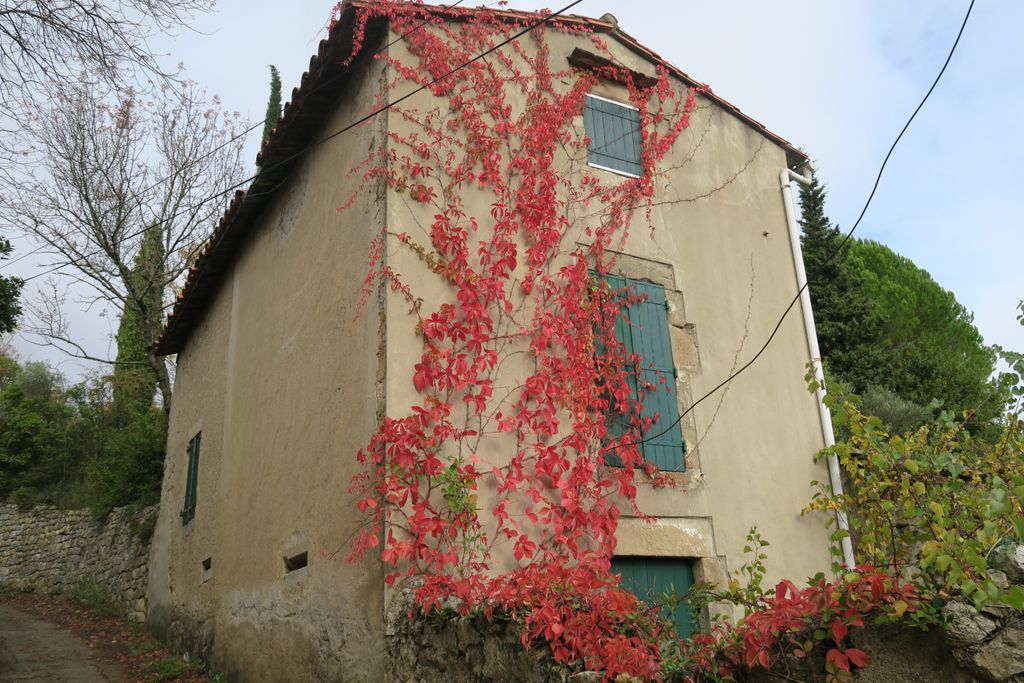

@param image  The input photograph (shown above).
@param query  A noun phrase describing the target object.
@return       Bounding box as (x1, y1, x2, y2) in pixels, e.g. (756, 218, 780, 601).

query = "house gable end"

(157, 1, 808, 356)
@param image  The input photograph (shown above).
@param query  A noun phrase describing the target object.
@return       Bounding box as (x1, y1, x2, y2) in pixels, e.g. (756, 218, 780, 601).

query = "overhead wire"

(605, 0, 977, 455)
(14, 0, 976, 449)
(1, 0, 470, 274)
(16, 0, 585, 286)
(139, 0, 585, 312)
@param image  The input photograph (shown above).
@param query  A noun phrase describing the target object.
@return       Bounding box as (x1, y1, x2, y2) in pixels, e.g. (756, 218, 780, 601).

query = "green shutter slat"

(601, 102, 617, 160)
(610, 112, 627, 164)
(583, 105, 596, 150)
(612, 557, 697, 637)
(659, 558, 696, 638)
(623, 106, 642, 175)
(633, 283, 684, 471)
(641, 561, 655, 603)
(186, 442, 194, 521)
(182, 432, 201, 525)
(186, 441, 193, 518)
(604, 274, 636, 467)
(595, 275, 685, 471)
(585, 95, 642, 176)
(192, 434, 200, 513)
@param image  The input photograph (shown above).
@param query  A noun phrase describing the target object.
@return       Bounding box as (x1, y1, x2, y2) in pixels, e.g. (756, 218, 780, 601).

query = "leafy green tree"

(808, 388, 1024, 613)
(799, 176, 1003, 427)
(0, 348, 165, 512)
(0, 361, 77, 503)
(262, 65, 283, 147)
(0, 236, 23, 334)
(3, 79, 245, 411)
(857, 385, 933, 436)
(847, 240, 1001, 419)
(86, 403, 166, 513)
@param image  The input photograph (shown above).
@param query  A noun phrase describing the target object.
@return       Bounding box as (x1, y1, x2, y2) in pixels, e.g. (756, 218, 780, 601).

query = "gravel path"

(0, 603, 129, 682)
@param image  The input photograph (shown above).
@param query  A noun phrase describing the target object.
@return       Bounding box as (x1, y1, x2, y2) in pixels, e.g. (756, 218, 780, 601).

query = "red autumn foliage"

(342, 0, 691, 594)
(739, 569, 917, 676)
(335, 2, 912, 678)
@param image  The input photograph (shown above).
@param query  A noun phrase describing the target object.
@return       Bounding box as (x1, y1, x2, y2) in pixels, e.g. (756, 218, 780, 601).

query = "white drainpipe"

(780, 165, 856, 570)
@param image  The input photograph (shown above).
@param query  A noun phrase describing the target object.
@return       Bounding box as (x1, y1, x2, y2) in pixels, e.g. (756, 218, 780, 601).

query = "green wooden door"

(612, 556, 697, 637)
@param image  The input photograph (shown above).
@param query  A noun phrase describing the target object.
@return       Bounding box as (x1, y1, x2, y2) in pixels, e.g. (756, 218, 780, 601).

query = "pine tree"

(798, 177, 1002, 433)
(262, 65, 283, 148)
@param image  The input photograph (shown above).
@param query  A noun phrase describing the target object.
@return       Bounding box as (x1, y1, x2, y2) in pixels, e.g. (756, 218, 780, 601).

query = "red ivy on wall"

(334, 2, 912, 678)
(342, 0, 690, 580)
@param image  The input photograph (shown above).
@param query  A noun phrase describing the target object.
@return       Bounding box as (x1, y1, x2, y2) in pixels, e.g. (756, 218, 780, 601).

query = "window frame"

(181, 432, 201, 525)
(583, 93, 643, 179)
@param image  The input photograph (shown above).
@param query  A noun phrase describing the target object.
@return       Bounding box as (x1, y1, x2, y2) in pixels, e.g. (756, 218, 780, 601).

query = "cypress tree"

(262, 65, 283, 147)
(798, 176, 886, 389)
(0, 236, 22, 334)
(112, 224, 163, 411)
(93, 223, 167, 512)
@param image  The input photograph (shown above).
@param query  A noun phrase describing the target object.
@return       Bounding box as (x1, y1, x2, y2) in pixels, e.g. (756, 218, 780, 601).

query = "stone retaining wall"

(386, 611, 600, 683)
(388, 608, 1022, 682)
(0, 504, 156, 620)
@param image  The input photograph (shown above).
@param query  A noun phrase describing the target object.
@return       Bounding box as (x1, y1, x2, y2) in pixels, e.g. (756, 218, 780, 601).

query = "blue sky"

(7, 0, 1023, 377)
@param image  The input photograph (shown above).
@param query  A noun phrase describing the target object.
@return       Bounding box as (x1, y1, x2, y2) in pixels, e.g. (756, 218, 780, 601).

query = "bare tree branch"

(0, 0, 213, 112)
(0, 78, 246, 409)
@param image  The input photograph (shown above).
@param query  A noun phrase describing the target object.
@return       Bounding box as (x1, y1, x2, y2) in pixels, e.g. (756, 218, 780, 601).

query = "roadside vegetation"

(0, 350, 165, 514)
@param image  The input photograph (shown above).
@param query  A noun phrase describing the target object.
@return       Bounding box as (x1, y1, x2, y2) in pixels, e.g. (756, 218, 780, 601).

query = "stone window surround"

(593, 248, 703, 485)
(597, 250, 732, 629)
(614, 516, 729, 632)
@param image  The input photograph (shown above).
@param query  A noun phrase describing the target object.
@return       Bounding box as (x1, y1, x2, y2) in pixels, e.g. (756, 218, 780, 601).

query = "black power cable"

(2, 0, 470, 274)
(19, 0, 585, 286)
(606, 0, 977, 456)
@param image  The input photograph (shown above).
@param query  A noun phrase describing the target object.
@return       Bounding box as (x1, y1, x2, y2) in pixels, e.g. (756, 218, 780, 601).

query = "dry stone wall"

(944, 600, 1024, 682)
(0, 503, 155, 620)
(386, 611, 571, 683)
(388, 606, 1024, 682)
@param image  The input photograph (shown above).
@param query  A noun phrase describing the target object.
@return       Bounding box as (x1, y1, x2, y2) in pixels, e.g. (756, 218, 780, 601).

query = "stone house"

(148, 2, 839, 680)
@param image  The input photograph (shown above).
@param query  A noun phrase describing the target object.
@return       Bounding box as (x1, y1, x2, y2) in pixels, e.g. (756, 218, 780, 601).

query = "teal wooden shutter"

(584, 95, 642, 176)
(597, 275, 685, 471)
(612, 556, 697, 637)
(600, 274, 637, 468)
(182, 432, 201, 525)
(629, 281, 686, 472)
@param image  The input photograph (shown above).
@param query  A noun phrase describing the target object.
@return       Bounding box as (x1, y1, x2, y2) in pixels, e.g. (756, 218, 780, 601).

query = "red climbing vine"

(341, 4, 686, 570)
(335, 2, 914, 678)
(336, 1, 694, 672)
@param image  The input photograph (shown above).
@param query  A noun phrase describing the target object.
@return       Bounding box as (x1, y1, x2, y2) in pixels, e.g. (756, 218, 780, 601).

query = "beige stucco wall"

(147, 47, 389, 682)
(379, 24, 834, 616)
(151, 17, 835, 681)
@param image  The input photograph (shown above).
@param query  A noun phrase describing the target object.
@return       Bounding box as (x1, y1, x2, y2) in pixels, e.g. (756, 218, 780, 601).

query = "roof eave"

(157, 1, 809, 355)
(156, 2, 384, 355)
